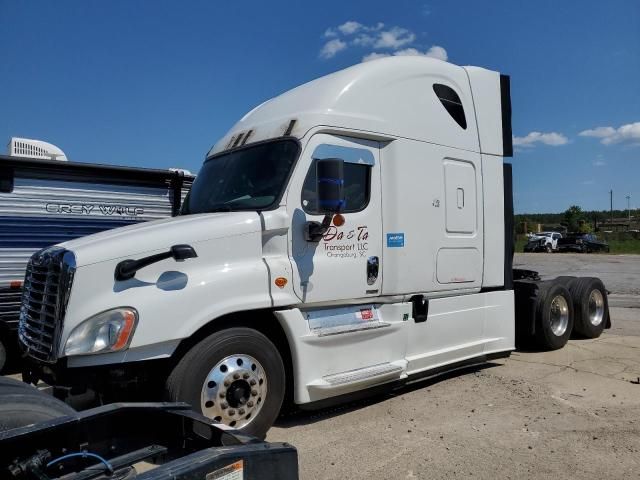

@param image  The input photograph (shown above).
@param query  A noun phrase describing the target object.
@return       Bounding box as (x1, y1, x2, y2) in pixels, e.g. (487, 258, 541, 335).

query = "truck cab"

(20, 57, 605, 439)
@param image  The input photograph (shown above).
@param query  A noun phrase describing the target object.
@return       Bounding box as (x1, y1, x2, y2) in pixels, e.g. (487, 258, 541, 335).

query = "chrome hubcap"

(201, 354, 267, 429)
(550, 295, 569, 336)
(588, 289, 605, 326)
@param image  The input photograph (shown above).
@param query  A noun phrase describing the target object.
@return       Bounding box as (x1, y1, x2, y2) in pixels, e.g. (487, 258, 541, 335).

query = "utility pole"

(610, 189, 613, 228)
(627, 194, 631, 229)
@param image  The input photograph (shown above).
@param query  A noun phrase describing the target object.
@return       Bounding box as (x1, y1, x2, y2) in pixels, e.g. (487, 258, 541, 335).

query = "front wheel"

(166, 327, 285, 439)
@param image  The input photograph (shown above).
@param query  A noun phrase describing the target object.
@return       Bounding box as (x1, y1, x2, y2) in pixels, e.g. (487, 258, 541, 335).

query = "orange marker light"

(113, 310, 137, 351)
(275, 277, 288, 288)
(333, 214, 345, 227)
(10, 281, 23, 289)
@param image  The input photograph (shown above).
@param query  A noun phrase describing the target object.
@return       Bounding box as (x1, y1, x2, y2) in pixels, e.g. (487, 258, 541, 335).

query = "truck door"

(287, 134, 382, 304)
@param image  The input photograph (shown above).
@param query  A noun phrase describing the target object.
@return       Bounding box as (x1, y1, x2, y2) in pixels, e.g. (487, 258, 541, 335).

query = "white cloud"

(324, 28, 337, 38)
(374, 27, 415, 49)
(337, 21, 363, 35)
(579, 122, 640, 145)
(319, 38, 347, 59)
(424, 45, 447, 61)
(353, 34, 375, 46)
(362, 45, 448, 63)
(362, 52, 390, 62)
(592, 155, 607, 167)
(512, 131, 569, 147)
(320, 21, 445, 62)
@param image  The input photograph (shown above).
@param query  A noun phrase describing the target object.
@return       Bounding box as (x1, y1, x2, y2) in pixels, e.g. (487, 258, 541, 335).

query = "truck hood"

(60, 212, 262, 267)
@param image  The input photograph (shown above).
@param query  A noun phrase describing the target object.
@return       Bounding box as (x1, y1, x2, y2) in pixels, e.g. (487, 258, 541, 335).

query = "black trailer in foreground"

(0, 379, 297, 480)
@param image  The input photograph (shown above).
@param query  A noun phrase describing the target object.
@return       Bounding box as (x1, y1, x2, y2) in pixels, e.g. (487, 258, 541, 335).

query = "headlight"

(64, 307, 138, 356)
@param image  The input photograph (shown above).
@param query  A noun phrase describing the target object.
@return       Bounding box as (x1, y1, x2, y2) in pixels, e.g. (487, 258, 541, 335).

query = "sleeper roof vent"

(7, 137, 68, 161)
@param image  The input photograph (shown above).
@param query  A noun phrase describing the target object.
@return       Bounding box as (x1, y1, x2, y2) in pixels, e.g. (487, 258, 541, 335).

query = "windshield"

(181, 139, 299, 215)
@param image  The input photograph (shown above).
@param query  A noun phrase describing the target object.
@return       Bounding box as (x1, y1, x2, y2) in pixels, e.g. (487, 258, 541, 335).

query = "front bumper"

(22, 355, 169, 399)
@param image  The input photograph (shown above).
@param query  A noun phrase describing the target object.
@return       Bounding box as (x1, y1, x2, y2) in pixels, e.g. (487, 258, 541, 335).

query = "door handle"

(367, 256, 379, 285)
(410, 295, 429, 323)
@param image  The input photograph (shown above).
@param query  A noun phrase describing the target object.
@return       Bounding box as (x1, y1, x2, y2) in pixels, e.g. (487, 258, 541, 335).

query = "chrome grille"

(19, 247, 75, 363)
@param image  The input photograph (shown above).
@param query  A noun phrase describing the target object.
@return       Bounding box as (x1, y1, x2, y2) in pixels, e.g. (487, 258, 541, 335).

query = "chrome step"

(306, 362, 404, 395)
(311, 321, 390, 337)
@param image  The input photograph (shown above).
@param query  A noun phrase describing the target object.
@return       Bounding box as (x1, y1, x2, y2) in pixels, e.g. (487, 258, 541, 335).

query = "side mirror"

(115, 244, 198, 281)
(316, 158, 345, 214)
(305, 158, 345, 242)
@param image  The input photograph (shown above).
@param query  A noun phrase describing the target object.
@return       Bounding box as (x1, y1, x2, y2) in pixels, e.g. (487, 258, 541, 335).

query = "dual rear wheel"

(535, 277, 608, 350)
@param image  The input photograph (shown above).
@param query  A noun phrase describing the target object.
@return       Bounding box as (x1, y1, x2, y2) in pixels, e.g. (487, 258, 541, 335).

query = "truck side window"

(0, 167, 14, 193)
(301, 144, 373, 214)
(433, 84, 467, 129)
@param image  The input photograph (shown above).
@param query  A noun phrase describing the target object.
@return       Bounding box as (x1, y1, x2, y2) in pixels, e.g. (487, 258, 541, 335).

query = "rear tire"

(568, 277, 608, 338)
(535, 283, 574, 350)
(0, 378, 76, 432)
(166, 327, 285, 439)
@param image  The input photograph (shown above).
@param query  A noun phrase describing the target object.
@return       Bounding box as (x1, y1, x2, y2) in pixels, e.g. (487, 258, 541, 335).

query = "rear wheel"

(166, 327, 285, 439)
(568, 277, 608, 338)
(535, 283, 574, 350)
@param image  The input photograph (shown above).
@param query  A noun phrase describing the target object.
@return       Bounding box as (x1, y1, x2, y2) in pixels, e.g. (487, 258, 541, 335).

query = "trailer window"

(301, 144, 372, 214)
(433, 84, 467, 129)
(0, 167, 14, 193)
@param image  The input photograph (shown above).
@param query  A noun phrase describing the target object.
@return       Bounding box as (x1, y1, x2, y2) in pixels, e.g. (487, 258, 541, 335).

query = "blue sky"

(0, 0, 638, 214)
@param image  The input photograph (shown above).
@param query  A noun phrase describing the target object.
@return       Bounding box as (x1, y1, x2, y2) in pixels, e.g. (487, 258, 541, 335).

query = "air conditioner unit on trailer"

(7, 137, 68, 161)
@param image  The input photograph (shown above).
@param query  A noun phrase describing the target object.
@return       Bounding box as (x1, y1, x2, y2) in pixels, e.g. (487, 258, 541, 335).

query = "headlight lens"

(64, 308, 138, 356)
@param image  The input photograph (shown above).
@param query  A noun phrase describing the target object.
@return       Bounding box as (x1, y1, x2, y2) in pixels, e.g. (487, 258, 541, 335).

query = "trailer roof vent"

(7, 137, 68, 161)
(433, 84, 467, 130)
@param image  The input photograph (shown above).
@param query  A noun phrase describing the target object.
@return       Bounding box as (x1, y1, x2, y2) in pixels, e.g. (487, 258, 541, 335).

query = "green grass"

(604, 239, 640, 254)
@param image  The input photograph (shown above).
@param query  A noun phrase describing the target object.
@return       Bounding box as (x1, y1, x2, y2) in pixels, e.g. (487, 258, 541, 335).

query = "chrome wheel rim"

(588, 289, 605, 326)
(201, 354, 267, 429)
(550, 295, 569, 336)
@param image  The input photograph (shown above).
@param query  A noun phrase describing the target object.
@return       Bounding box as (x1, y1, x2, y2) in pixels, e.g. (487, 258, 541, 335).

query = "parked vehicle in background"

(523, 231, 562, 253)
(0, 139, 194, 372)
(557, 233, 610, 253)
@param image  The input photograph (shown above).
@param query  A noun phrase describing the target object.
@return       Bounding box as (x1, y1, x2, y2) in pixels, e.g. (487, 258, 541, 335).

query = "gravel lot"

(268, 253, 640, 479)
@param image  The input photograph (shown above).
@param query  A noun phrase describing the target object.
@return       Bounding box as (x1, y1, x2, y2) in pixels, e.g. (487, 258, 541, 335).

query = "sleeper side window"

(302, 144, 373, 214)
(433, 84, 467, 129)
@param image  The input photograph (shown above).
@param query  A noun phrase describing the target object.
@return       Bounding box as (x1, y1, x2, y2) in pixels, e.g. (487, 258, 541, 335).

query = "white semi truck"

(18, 57, 610, 438)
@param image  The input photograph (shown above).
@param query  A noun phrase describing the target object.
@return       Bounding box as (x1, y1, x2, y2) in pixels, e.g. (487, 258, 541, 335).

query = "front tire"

(166, 327, 285, 439)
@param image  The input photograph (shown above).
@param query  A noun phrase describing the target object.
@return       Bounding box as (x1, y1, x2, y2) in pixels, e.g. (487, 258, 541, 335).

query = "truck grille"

(19, 247, 75, 363)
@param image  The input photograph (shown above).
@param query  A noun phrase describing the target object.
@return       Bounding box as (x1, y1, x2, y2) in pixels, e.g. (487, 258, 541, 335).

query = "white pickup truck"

(524, 231, 563, 253)
(18, 57, 610, 438)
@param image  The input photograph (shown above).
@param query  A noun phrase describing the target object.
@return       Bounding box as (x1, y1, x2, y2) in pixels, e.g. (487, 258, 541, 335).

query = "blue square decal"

(386, 233, 405, 248)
